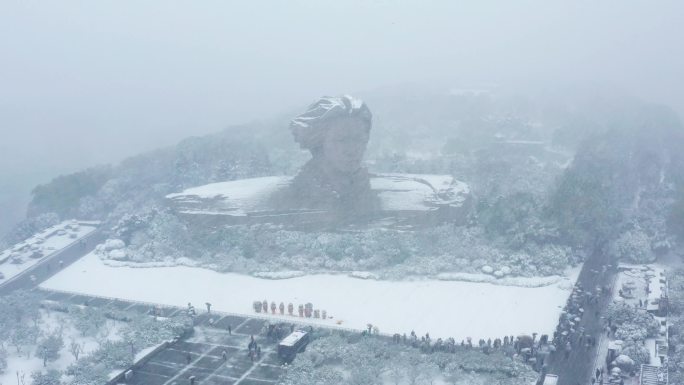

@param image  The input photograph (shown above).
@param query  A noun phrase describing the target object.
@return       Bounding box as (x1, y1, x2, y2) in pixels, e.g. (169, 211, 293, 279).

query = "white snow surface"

(166, 176, 291, 216)
(370, 173, 469, 211)
(436, 272, 575, 288)
(167, 173, 469, 216)
(0, 309, 121, 385)
(252, 271, 306, 279)
(0, 220, 97, 282)
(42, 253, 575, 340)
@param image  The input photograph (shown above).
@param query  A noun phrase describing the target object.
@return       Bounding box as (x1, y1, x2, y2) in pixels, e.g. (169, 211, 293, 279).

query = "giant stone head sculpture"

(290, 95, 372, 175)
(270, 95, 379, 216)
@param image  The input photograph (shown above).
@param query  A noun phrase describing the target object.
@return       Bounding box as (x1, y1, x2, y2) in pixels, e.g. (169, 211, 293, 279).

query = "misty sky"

(1, 0, 684, 233)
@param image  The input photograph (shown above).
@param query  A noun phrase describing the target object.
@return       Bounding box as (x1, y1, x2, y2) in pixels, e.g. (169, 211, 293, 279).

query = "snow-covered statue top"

(290, 95, 372, 173)
(273, 95, 380, 216)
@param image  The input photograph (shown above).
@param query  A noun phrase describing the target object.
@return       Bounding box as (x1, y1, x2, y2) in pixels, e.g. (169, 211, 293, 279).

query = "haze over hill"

(2, 1, 684, 236)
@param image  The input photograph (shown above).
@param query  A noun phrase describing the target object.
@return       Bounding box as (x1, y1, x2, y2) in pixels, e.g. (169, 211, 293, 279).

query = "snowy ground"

(0, 309, 122, 385)
(0, 220, 97, 282)
(166, 173, 469, 217)
(42, 253, 578, 341)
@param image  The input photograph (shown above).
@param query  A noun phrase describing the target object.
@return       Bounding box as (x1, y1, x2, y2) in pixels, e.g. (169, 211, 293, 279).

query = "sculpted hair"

(289, 95, 372, 152)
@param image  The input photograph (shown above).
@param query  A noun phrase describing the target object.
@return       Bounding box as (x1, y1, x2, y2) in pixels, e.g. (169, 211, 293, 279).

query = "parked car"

(30, 251, 44, 259)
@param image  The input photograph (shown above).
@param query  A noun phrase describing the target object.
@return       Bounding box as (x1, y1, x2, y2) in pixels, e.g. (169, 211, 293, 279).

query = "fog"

(1, 0, 684, 234)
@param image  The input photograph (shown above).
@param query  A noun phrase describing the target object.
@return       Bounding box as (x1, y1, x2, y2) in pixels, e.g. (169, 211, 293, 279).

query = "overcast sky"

(1, 0, 684, 232)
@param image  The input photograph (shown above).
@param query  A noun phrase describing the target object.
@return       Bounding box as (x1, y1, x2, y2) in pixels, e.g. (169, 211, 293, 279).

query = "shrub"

(621, 342, 651, 367)
(36, 333, 65, 362)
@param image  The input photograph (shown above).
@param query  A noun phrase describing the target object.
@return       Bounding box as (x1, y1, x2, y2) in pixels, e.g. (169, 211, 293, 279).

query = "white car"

(56, 229, 67, 236)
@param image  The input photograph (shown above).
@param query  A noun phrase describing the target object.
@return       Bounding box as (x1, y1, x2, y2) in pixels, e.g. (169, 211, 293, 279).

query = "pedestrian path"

(545, 248, 617, 385)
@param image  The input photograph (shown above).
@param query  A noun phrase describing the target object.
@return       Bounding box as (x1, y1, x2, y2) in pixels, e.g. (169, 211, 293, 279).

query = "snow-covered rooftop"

(279, 330, 308, 347)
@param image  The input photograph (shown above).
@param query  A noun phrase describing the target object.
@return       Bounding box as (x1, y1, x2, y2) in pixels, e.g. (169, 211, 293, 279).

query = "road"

(0, 228, 105, 295)
(546, 246, 616, 385)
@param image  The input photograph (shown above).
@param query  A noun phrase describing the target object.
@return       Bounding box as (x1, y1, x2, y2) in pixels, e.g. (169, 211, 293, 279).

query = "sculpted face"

(321, 117, 370, 174)
(282, 95, 379, 214)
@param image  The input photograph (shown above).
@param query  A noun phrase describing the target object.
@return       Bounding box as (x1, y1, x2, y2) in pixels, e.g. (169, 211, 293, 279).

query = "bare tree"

(69, 340, 83, 361)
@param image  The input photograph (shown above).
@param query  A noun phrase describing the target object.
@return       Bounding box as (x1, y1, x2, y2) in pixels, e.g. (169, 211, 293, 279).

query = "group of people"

(388, 329, 549, 362)
(266, 322, 295, 342)
(248, 335, 261, 362)
(553, 278, 611, 357)
(253, 299, 327, 319)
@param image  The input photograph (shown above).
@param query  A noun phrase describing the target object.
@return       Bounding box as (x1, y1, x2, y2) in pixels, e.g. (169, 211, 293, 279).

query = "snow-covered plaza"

(41, 252, 579, 340)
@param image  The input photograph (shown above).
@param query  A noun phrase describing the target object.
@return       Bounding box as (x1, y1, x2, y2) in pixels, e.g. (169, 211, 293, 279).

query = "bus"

(278, 330, 309, 362)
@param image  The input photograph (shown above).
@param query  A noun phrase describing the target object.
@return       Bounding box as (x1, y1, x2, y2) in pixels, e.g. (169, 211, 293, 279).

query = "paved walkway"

(36, 288, 284, 385)
(546, 247, 617, 385)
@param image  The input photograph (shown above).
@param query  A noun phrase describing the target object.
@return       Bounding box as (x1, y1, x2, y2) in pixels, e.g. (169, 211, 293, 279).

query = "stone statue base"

(166, 173, 470, 229)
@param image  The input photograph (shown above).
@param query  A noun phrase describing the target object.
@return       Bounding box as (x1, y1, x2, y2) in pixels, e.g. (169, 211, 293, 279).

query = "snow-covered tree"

(0, 347, 7, 373)
(278, 359, 343, 385)
(10, 323, 39, 354)
(615, 323, 649, 342)
(71, 306, 106, 337)
(36, 333, 65, 363)
(611, 228, 655, 263)
(607, 302, 660, 341)
(30, 369, 62, 385)
(621, 341, 651, 368)
(69, 340, 83, 361)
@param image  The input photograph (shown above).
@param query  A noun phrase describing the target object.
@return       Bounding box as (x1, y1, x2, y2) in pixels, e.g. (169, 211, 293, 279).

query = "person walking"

(222, 349, 227, 362)
(228, 324, 232, 335)
(205, 302, 211, 314)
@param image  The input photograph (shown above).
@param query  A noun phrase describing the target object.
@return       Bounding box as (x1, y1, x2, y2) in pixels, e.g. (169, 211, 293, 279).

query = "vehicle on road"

(278, 330, 309, 362)
(542, 374, 558, 385)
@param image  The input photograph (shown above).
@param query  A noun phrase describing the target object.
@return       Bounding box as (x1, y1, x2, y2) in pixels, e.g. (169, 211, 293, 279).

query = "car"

(30, 251, 44, 259)
(0, 272, 5, 280)
(56, 229, 67, 236)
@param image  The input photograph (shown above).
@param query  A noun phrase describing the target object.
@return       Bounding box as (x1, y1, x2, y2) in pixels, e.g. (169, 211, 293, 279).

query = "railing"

(38, 287, 393, 338)
(106, 340, 173, 385)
